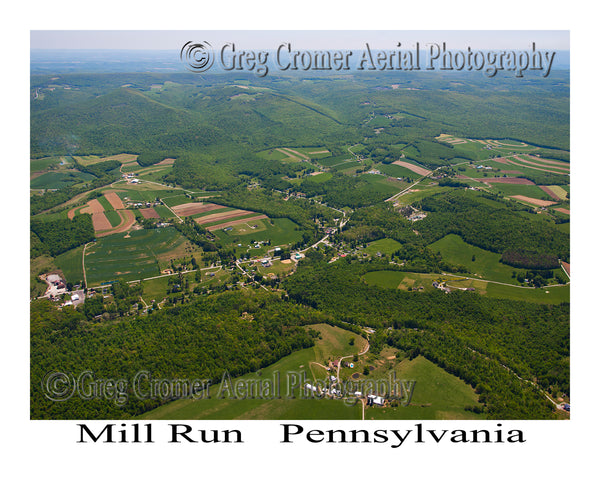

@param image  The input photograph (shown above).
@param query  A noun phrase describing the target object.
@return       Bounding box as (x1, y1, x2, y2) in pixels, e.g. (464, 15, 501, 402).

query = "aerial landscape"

(30, 40, 570, 421)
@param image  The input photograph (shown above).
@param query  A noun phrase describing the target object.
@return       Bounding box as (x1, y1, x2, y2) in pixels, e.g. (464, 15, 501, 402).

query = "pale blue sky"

(30, 30, 569, 51)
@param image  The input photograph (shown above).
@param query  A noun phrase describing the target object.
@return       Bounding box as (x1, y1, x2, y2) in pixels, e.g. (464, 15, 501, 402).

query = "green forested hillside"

(30, 69, 569, 421)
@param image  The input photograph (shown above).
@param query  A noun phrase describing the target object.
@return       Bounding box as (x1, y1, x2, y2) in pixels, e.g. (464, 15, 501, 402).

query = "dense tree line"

(136, 152, 172, 167)
(500, 249, 559, 270)
(340, 204, 421, 245)
(212, 188, 335, 244)
(293, 173, 390, 209)
(171, 217, 218, 252)
(416, 190, 570, 261)
(74, 158, 121, 177)
(31, 214, 94, 256)
(30, 291, 318, 419)
(386, 329, 558, 419)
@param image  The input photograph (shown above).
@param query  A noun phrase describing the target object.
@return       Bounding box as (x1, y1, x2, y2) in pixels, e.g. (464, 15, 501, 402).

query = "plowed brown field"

(195, 209, 253, 225)
(172, 202, 226, 217)
(104, 192, 125, 210)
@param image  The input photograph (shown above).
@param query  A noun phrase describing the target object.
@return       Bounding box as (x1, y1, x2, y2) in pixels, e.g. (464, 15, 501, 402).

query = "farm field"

(54, 245, 85, 285)
(541, 185, 569, 201)
(30, 156, 68, 172)
(376, 162, 423, 180)
(394, 185, 453, 205)
(315, 154, 354, 167)
(391, 159, 431, 176)
(486, 282, 570, 304)
(195, 209, 258, 226)
(362, 269, 569, 304)
(214, 218, 305, 251)
(358, 173, 406, 196)
(361, 355, 482, 420)
(509, 195, 557, 207)
(30, 171, 95, 190)
(305, 171, 332, 183)
(331, 160, 361, 172)
(429, 234, 526, 285)
(362, 271, 442, 291)
(83, 227, 198, 286)
(485, 183, 553, 200)
(159, 194, 196, 208)
(171, 202, 226, 217)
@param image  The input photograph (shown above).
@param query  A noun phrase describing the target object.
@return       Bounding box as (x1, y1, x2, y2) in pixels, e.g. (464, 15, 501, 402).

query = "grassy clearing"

(429, 234, 524, 284)
(360, 354, 483, 420)
(305, 172, 332, 183)
(487, 183, 552, 200)
(362, 271, 442, 291)
(331, 160, 361, 172)
(359, 173, 405, 195)
(30, 156, 64, 172)
(364, 238, 403, 256)
(161, 194, 195, 207)
(486, 282, 569, 304)
(256, 259, 295, 278)
(397, 186, 453, 205)
(362, 269, 568, 304)
(256, 149, 294, 161)
(377, 163, 422, 180)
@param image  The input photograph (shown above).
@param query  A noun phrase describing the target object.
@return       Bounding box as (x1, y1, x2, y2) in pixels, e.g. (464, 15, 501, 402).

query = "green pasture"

(361, 355, 483, 420)
(377, 163, 422, 180)
(216, 217, 304, 249)
(364, 238, 403, 256)
(30, 171, 95, 190)
(429, 234, 523, 284)
(83, 227, 187, 286)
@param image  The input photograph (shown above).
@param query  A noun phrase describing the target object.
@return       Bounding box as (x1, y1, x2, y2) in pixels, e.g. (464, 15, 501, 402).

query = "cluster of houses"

(122, 173, 140, 184)
(42, 273, 86, 309)
(432, 281, 452, 294)
(45, 274, 66, 296)
(303, 381, 386, 407)
(127, 200, 160, 209)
